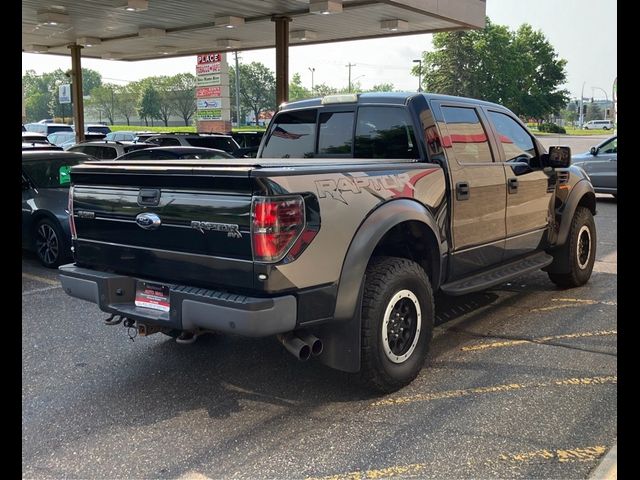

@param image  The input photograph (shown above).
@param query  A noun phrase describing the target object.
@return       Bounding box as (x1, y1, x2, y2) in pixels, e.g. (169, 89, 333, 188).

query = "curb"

(589, 444, 617, 479)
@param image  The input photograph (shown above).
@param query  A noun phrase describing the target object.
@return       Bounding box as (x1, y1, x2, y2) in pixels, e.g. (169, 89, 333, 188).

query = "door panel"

(485, 110, 553, 258)
(585, 137, 617, 190)
(436, 103, 507, 279)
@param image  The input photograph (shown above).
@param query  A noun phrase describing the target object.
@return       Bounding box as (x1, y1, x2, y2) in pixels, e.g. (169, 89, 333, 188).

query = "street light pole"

(591, 86, 609, 119)
(308, 67, 315, 94)
(412, 59, 422, 92)
(346, 63, 355, 93)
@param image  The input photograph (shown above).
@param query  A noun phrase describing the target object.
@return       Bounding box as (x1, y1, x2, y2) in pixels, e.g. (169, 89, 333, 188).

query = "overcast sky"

(21, 0, 617, 101)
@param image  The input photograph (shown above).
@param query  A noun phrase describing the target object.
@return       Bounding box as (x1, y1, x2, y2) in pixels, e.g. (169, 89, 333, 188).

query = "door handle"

(456, 181, 470, 201)
(508, 177, 519, 194)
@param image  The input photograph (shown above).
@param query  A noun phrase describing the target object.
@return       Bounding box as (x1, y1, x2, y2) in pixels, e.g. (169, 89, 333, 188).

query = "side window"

(101, 147, 118, 159)
(487, 111, 536, 163)
(441, 106, 493, 164)
(158, 137, 180, 147)
(318, 111, 354, 155)
(354, 107, 418, 159)
(601, 138, 617, 154)
(261, 109, 317, 158)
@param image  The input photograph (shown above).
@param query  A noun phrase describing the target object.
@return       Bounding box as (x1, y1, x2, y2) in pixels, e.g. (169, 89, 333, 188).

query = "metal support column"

(272, 16, 291, 107)
(68, 44, 85, 143)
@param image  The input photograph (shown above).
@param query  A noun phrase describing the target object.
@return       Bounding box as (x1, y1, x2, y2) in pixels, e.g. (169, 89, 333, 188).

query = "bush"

(538, 123, 566, 134)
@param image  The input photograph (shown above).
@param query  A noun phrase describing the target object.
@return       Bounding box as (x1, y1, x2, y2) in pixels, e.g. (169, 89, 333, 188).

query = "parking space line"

(370, 376, 616, 407)
(462, 330, 617, 352)
(552, 298, 616, 306)
(22, 285, 62, 296)
(500, 445, 607, 463)
(529, 298, 616, 313)
(22, 272, 59, 286)
(306, 445, 607, 479)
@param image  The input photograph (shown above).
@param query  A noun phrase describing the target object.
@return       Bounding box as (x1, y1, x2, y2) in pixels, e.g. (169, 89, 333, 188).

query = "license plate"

(135, 281, 170, 312)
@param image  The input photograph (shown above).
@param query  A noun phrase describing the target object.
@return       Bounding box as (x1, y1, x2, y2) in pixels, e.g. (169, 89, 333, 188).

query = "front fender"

(556, 179, 596, 247)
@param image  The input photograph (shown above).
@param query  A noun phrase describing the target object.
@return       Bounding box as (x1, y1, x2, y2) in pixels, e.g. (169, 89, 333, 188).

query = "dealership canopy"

(22, 0, 486, 138)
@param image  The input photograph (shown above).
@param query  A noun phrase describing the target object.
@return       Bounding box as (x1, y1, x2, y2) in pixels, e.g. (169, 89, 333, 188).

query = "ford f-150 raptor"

(59, 92, 596, 392)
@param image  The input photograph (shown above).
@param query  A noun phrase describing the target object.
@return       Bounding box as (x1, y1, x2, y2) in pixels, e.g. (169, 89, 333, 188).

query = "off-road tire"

(360, 256, 434, 393)
(548, 206, 596, 288)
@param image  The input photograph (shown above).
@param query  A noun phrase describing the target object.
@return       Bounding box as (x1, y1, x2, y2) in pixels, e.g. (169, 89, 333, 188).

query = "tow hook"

(104, 314, 123, 326)
(123, 318, 135, 328)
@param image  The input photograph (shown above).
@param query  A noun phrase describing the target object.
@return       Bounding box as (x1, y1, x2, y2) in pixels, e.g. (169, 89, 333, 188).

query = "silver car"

(571, 135, 617, 198)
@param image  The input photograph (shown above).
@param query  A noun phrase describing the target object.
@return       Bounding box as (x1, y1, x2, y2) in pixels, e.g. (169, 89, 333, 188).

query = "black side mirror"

(22, 179, 30, 190)
(541, 146, 571, 169)
(590, 146, 598, 156)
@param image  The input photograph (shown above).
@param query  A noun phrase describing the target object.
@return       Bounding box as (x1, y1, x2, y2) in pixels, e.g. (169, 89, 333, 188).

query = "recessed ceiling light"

(114, 0, 149, 12)
(380, 19, 408, 32)
(36, 11, 70, 26)
(290, 30, 317, 41)
(25, 44, 50, 53)
(76, 36, 102, 47)
(309, 0, 342, 15)
(216, 39, 241, 49)
(216, 16, 245, 29)
(158, 46, 177, 55)
(137, 27, 166, 37)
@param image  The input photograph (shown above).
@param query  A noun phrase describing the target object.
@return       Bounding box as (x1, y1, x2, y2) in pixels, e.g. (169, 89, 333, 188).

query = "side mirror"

(542, 146, 571, 169)
(22, 179, 30, 190)
(590, 146, 598, 156)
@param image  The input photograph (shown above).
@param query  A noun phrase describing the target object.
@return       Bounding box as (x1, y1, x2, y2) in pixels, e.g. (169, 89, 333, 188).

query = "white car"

(584, 120, 614, 130)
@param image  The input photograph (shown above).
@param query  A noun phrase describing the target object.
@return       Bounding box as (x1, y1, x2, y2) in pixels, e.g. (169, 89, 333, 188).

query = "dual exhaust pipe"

(277, 331, 323, 361)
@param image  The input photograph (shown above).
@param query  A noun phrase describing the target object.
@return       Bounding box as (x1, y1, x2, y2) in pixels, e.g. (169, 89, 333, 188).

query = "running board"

(441, 251, 554, 296)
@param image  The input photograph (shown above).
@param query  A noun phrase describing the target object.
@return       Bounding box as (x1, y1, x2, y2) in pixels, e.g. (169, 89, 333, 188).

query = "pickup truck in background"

(60, 92, 596, 392)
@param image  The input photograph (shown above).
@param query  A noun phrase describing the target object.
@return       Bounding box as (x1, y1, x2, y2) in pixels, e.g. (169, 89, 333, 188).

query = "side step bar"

(441, 251, 553, 296)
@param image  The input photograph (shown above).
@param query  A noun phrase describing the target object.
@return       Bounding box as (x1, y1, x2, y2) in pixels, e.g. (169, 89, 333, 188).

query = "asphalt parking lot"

(22, 196, 616, 479)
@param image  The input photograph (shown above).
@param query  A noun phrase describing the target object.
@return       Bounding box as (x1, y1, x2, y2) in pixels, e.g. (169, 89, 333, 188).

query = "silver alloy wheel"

(576, 225, 591, 270)
(35, 223, 59, 266)
(382, 289, 422, 364)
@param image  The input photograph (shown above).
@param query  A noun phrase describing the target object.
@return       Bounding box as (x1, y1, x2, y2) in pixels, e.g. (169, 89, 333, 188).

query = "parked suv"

(145, 133, 241, 156)
(584, 120, 613, 130)
(24, 122, 73, 135)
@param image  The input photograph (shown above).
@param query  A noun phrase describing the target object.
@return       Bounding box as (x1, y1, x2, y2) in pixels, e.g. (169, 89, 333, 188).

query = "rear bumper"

(58, 264, 296, 337)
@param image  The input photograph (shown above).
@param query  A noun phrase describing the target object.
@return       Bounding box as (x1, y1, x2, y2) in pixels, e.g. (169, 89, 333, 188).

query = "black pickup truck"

(60, 92, 596, 392)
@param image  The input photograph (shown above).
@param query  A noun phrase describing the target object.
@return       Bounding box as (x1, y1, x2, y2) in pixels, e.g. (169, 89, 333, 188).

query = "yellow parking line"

(500, 445, 607, 463)
(462, 330, 617, 352)
(552, 298, 616, 306)
(371, 376, 616, 407)
(307, 445, 607, 479)
(22, 272, 59, 286)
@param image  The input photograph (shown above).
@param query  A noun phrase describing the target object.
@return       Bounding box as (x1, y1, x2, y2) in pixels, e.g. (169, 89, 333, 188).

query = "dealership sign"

(196, 74, 222, 87)
(196, 86, 221, 98)
(59, 84, 71, 104)
(196, 108, 223, 120)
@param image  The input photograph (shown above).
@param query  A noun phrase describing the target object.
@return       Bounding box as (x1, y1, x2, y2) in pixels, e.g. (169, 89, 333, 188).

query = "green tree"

(151, 76, 174, 127)
(230, 62, 276, 124)
(562, 101, 578, 125)
(415, 18, 569, 120)
(289, 73, 312, 101)
(138, 85, 161, 126)
(313, 83, 337, 97)
(89, 84, 119, 125)
(585, 103, 603, 122)
(368, 83, 395, 92)
(167, 73, 196, 126)
(81, 68, 103, 96)
(116, 85, 138, 126)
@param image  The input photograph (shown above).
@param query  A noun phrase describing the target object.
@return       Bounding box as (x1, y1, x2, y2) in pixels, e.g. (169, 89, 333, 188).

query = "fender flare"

(313, 199, 444, 373)
(556, 180, 596, 246)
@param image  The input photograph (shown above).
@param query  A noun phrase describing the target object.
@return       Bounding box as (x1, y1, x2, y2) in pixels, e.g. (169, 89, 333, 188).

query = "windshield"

(22, 157, 85, 188)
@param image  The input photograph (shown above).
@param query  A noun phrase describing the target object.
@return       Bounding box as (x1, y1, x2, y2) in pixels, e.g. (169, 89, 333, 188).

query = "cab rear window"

(261, 110, 317, 158)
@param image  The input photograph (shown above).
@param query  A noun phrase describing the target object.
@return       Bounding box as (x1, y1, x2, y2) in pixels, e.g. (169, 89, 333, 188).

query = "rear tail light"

(251, 196, 306, 262)
(68, 185, 77, 240)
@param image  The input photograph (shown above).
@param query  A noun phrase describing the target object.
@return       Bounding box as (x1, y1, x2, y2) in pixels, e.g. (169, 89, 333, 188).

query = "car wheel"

(34, 218, 69, 268)
(603, 126, 609, 130)
(548, 206, 596, 288)
(360, 256, 434, 393)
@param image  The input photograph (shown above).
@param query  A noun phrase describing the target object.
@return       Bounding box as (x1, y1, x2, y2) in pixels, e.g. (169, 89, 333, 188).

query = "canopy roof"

(22, 0, 486, 60)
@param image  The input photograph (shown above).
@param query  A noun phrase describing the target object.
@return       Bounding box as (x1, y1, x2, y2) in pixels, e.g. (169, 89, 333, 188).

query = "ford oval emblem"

(135, 212, 161, 230)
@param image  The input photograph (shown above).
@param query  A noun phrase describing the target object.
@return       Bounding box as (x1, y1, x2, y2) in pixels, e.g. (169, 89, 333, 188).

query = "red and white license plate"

(135, 281, 170, 312)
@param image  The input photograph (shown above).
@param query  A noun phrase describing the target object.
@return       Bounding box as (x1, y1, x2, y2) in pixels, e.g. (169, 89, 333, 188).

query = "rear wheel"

(34, 218, 68, 268)
(360, 257, 434, 393)
(548, 206, 596, 288)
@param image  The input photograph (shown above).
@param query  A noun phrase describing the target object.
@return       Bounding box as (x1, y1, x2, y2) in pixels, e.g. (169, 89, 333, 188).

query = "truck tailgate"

(70, 161, 256, 290)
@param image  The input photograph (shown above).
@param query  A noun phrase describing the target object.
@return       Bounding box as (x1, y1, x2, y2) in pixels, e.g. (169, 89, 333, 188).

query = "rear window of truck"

(261, 110, 317, 158)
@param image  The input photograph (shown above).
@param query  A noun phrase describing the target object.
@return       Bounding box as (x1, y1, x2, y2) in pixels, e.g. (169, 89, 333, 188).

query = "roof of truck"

(280, 92, 505, 111)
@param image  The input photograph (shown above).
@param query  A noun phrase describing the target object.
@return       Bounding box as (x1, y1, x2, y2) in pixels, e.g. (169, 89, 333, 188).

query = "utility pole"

(308, 67, 315, 94)
(234, 51, 242, 127)
(346, 63, 356, 93)
(579, 81, 586, 128)
(591, 86, 609, 119)
(412, 59, 422, 92)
